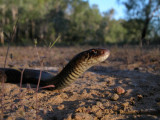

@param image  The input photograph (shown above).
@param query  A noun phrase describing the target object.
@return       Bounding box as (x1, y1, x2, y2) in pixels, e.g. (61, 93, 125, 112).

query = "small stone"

(121, 102, 129, 110)
(57, 104, 65, 110)
(125, 89, 133, 96)
(121, 102, 129, 108)
(95, 109, 102, 117)
(91, 105, 99, 112)
(96, 102, 104, 109)
(109, 109, 114, 113)
(111, 93, 119, 101)
(118, 80, 123, 84)
(137, 94, 143, 101)
(104, 109, 110, 113)
(118, 109, 124, 114)
(113, 105, 118, 111)
(114, 86, 125, 95)
(60, 93, 68, 99)
(76, 107, 86, 113)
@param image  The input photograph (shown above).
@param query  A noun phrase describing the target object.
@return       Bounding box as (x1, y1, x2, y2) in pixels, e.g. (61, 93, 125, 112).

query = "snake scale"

(0, 48, 110, 90)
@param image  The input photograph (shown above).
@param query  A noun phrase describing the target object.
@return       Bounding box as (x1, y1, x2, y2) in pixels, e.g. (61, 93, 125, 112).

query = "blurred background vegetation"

(0, 0, 159, 46)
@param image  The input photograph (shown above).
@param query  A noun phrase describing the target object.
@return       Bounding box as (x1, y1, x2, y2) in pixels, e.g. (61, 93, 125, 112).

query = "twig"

(34, 35, 59, 119)
(49, 34, 61, 49)
(34, 39, 43, 120)
(0, 17, 19, 120)
(20, 68, 25, 89)
(150, 6, 160, 18)
(3, 18, 18, 68)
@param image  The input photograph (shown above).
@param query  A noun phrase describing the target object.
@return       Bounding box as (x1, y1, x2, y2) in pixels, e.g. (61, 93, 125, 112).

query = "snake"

(0, 48, 110, 90)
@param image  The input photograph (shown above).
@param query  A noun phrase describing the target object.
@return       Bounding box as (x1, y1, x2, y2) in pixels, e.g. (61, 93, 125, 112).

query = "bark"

(141, 17, 150, 45)
(11, 6, 18, 21)
(0, 31, 4, 45)
(141, 0, 152, 46)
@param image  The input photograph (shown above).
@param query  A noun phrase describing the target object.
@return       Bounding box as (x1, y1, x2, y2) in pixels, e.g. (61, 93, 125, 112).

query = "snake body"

(0, 48, 110, 90)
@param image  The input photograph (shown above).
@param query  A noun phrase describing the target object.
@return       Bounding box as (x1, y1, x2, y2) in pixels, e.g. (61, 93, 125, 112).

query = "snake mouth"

(102, 49, 110, 59)
(95, 48, 110, 62)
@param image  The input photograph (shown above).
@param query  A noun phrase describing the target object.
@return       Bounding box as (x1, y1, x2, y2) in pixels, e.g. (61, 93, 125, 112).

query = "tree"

(121, 0, 160, 46)
(0, 0, 53, 44)
(96, 9, 127, 44)
(63, 0, 102, 44)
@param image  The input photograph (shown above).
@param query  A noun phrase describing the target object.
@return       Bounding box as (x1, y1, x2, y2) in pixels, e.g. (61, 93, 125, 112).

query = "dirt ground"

(0, 46, 160, 120)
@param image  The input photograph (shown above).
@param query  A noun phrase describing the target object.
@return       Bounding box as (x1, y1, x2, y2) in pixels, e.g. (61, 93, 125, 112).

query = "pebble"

(111, 93, 119, 101)
(121, 102, 129, 108)
(95, 109, 102, 117)
(57, 104, 65, 110)
(113, 105, 118, 111)
(118, 109, 124, 114)
(114, 86, 125, 95)
(76, 107, 86, 113)
(137, 94, 143, 101)
(60, 93, 68, 99)
(96, 102, 104, 109)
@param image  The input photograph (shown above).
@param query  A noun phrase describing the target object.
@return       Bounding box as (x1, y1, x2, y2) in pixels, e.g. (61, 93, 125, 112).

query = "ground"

(0, 46, 160, 120)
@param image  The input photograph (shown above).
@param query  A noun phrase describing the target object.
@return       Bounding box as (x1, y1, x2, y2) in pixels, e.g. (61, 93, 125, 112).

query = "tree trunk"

(141, 17, 150, 45)
(0, 31, 4, 45)
(141, 0, 151, 46)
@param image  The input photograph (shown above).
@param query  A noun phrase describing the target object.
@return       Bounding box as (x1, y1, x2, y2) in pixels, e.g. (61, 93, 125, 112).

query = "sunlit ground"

(0, 46, 160, 119)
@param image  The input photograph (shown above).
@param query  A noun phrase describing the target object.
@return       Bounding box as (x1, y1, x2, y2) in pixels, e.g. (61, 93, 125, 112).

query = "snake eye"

(91, 50, 97, 55)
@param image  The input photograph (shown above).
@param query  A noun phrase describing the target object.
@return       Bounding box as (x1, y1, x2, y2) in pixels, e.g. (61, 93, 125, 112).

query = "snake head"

(76, 48, 110, 65)
(87, 48, 110, 63)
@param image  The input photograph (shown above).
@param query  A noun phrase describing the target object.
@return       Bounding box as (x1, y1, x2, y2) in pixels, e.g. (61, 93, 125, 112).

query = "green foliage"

(0, 0, 159, 46)
(64, 2, 103, 44)
(122, 19, 143, 44)
(104, 20, 127, 44)
(121, 0, 160, 45)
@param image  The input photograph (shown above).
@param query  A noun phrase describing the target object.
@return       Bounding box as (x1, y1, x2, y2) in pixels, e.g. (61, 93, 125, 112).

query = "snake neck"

(45, 48, 110, 90)
(48, 58, 92, 90)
